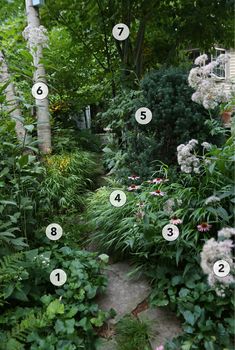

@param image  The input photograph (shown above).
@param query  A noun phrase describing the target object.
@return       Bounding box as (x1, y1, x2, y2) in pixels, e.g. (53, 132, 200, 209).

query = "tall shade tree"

(23, 0, 51, 154)
(0, 50, 26, 142)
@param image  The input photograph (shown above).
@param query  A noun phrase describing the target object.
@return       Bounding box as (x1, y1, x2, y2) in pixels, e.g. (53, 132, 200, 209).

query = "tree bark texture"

(25, 0, 52, 154)
(0, 51, 26, 142)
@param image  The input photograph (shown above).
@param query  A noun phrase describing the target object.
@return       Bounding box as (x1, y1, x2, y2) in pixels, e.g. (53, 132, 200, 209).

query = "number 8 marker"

(46, 223, 63, 241)
(109, 190, 127, 207)
(32, 82, 49, 100)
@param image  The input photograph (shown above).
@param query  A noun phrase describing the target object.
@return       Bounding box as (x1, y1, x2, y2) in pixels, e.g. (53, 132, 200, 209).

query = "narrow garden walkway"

(96, 261, 182, 349)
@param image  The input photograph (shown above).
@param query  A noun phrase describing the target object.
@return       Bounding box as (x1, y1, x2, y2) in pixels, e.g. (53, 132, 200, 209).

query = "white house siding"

(224, 49, 235, 96)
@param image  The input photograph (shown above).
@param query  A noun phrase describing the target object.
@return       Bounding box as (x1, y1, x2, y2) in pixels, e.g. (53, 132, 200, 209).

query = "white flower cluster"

(177, 139, 200, 173)
(200, 229, 234, 297)
(205, 195, 220, 205)
(163, 198, 182, 215)
(33, 253, 50, 267)
(188, 53, 230, 110)
(22, 25, 49, 53)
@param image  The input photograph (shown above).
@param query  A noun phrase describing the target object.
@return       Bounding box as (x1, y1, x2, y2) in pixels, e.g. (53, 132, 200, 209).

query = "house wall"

(224, 49, 235, 95)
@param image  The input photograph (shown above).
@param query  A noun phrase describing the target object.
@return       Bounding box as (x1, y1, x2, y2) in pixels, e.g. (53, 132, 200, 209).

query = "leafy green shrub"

(116, 316, 151, 350)
(52, 127, 102, 154)
(99, 68, 223, 179)
(141, 67, 224, 164)
(40, 151, 102, 212)
(0, 246, 108, 349)
(0, 117, 44, 255)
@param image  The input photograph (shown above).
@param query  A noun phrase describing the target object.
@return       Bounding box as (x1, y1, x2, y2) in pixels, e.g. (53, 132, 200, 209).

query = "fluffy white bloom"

(216, 53, 230, 65)
(205, 195, 220, 205)
(22, 25, 49, 53)
(201, 142, 212, 150)
(189, 53, 231, 109)
(194, 54, 208, 66)
(200, 232, 235, 297)
(218, 227, 235, 238)
(177, 140, 200, 174)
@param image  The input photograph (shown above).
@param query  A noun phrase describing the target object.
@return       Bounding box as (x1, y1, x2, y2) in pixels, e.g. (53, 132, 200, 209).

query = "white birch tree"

(23, 0, 51, 154)
(0, 50, 26, 142)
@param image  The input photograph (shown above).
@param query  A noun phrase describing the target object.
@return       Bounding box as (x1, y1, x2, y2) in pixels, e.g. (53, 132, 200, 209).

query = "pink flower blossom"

(137, 202, 145, 208)
(128, 175, 140, 180)
(128, 184, 140, 191)
(170, 217, 182, 225)
(197, 222, 212, 232)
(136, 210, 145, 220)
(150, 177, 164, 184)
(150, 189, 165, 196)
(155, 346, 164, 350)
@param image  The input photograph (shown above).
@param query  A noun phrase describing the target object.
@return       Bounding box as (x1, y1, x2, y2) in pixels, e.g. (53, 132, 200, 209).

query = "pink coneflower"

(150, 189, 165, 196)
(128, 184, 140, 191)
(136, 210, 145, 220)
(155, 346, 164, 350)
(137, 202, 145, 208)
(197, 222, 212, 232)
(128, 174, 140, 180)
(170, 217, 182, 225)
(152, 177, 163, 184)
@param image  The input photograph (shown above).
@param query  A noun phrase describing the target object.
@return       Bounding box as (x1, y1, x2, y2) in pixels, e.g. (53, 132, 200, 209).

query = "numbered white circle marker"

(162, 224, 179, 241)
(50, 269, 67, 286)
(32, 82, 48, 100)
(109, 190, 127, 207)
(46, 223, 63, 241)
(213, 260, 230, 277)
(112, 23, 130, 41)
(135, 107, 152, 125)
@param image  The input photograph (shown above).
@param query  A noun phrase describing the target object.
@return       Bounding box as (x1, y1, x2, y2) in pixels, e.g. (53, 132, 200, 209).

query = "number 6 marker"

(32, 82, 48, 100)
(109, 190, 127, 207)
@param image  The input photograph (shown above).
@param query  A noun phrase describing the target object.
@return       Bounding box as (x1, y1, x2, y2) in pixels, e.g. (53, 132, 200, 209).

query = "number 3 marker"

(32, 82, 49, 100)
(162, 224, 179, 241)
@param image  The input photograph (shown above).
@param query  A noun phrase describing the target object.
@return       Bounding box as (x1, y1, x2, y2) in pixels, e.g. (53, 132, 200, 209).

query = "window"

(211, 48, 226, 79)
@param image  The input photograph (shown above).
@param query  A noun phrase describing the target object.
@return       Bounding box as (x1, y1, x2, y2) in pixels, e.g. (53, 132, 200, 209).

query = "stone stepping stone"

(97, 262, 150, 324)
(138, 307, 182, 349)
(96, 338, 117, 350)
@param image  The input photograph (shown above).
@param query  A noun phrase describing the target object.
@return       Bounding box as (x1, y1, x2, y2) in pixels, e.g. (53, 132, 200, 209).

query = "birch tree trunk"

(24, 0, 51, 154)
(0, 51, 26, 142)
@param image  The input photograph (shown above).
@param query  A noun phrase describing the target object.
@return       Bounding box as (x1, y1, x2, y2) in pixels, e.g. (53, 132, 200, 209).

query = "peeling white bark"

(24, 0, 51, 154)
(0, 51, 26, 142)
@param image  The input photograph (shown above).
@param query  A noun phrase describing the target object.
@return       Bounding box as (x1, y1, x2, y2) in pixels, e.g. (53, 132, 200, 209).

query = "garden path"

(96, 261, 182, 350)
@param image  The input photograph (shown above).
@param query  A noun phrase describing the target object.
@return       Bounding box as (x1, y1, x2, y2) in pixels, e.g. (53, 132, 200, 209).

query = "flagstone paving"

(97, 261, 182, 349)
